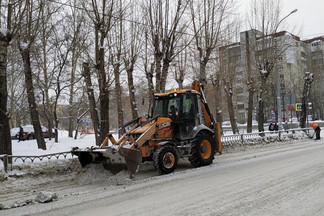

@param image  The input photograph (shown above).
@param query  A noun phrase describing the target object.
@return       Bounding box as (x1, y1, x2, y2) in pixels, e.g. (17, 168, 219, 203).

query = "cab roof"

(154, 89, 200, 97)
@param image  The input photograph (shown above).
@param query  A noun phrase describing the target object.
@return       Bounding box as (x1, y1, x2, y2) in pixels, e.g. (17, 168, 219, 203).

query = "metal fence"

(221, 128, 311, 146)
(0, 151, 74, 173)
(0, 128, 312, 172)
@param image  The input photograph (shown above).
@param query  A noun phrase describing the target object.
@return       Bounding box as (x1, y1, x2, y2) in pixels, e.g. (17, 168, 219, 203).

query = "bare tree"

(174, 40, 189, 89)
(219, 47, 239, 134)
(49, 24, 83, 142)
(190, 0, 233, 84)
(122, 1, 143, 120)
(82, 0, 116, 143)
(66, 1, 90, 138)
(243, 31, 256, 133)
(108, 0, 126, 136)
(142, 31, 155, 116)
(300, 72, 313, 128)
(35, 1, 61, 141)
(18, 0, 50, 150)
(0, 3, 13, 156)
(143, 0, 189, 93)
(82, 62, 100, 145)
(247, 0, 295, 131)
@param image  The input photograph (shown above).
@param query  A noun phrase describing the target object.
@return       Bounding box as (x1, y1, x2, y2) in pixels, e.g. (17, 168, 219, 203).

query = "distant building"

(302, 37, 324, 119)
(218, 29, 322, 123)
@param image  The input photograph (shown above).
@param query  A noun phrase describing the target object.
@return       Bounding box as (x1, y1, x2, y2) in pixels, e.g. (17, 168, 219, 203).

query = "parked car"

(11, 125, 52, 140)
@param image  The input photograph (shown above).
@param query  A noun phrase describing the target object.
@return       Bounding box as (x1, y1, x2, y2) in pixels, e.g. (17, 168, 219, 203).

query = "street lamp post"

(275, 9, 297, 127)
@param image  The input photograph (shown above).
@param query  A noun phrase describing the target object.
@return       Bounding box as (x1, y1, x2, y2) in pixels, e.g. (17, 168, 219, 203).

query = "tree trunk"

(126, 62, 138, 119)
(300, 73, 313, 128)
(199, 60, 207, 85)
(83, 62, 101, 146)
(0, 36, 12, 156)
(113, 61, 124, 137)
(160, 58, 171, 92)
(247, 87, 254, 133)
(146, 63, 155, 116)
(212, 73, 222, 124)
(258, 80, 265, 133)
(97, 48, 109, 143)
(20, 47, 46, 150)
(175, 69, 184, 89)
(53, 109, 59, 143)
(225, 87, 239, 134)
(246, 32, 253, 133)
(68, 52, 76, 138)
(155, 54, 163, 92)
(41, 42, 53, 141)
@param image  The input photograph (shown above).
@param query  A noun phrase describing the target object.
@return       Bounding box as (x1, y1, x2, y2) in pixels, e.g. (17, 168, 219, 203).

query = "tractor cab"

(154, 89, 206, 140)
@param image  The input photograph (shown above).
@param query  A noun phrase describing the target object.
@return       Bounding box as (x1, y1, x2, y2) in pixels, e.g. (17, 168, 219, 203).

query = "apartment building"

(218, 29, 318, 123)
(303, 37, 324, 119)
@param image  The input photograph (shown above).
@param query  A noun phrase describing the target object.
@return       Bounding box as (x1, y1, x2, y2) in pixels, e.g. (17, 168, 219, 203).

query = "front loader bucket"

(118, 147, 142, 174)
(72, 147, 142, 175)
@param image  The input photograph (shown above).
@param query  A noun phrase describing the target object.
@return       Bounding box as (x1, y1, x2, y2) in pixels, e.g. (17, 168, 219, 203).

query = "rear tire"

(153, 146, 178, 174)
(189, 132, 215, 167)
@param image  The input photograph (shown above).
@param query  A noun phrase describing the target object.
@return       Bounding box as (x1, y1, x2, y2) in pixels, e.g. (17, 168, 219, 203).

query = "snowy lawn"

(0, 131, 96, 171)
(11, 131, 95, 156)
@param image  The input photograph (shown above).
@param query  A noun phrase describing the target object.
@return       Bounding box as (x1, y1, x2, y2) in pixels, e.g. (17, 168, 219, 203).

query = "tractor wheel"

(153, 146, 178, 174)
(189, 132, 215, 167)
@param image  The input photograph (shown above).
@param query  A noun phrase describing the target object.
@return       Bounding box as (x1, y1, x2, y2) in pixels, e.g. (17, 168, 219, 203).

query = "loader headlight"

(161, 121, 171, 128)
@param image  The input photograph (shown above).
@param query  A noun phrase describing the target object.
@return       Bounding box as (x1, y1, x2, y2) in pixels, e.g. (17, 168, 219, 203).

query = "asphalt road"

(3, 139, 324, 216)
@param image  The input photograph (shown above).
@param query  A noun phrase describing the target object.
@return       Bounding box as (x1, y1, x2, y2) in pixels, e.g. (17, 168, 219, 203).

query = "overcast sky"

(240, 0, 324, 40)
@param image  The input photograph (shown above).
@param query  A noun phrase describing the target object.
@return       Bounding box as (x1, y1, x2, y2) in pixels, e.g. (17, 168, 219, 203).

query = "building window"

(237, 104, 244, 109)
(312, 41, 320, 47)
(237, 70, 243, 76)
(236, 96, 244, 102)
(236, 87, 244, 93)
(236, 79, 242, 84)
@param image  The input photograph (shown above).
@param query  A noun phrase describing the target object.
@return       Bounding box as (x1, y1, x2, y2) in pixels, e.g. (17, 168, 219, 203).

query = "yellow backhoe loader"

(72, 81, 222, 175)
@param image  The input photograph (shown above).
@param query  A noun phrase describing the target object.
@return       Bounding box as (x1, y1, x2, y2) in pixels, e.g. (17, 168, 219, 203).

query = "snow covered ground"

(1, 136, 324, 215)
(12, 131, 95, 156)
(1, 124, 323, 171)
(0, 127, 324, 215)
(0, 131, 95, 171)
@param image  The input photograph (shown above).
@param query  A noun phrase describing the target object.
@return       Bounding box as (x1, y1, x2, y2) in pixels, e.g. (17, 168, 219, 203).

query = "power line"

(47, 0, 196, 38)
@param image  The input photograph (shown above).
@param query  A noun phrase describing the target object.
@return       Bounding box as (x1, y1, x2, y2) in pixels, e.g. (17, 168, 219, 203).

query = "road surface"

(2, 139, 324, 216)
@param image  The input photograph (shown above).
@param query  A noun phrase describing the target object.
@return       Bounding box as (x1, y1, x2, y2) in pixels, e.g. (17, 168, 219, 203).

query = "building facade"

(218, 29, 322, 123)
(303, 37, 324, 119)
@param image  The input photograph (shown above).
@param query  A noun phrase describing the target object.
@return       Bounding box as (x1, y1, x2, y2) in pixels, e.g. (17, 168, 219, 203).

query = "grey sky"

(240, 0, 324, 39)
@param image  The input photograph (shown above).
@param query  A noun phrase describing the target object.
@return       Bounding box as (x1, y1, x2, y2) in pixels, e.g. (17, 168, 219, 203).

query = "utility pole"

(275, 9, 297, 128)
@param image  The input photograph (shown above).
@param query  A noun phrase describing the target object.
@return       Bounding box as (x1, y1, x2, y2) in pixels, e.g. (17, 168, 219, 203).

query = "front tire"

(153, 146, 178, 174)
(189, 132, 215, 167)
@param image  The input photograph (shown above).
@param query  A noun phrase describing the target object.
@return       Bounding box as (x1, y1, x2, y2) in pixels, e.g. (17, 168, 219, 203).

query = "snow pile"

(75, 163, 132, 185)
(35, 192, 58, 203)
